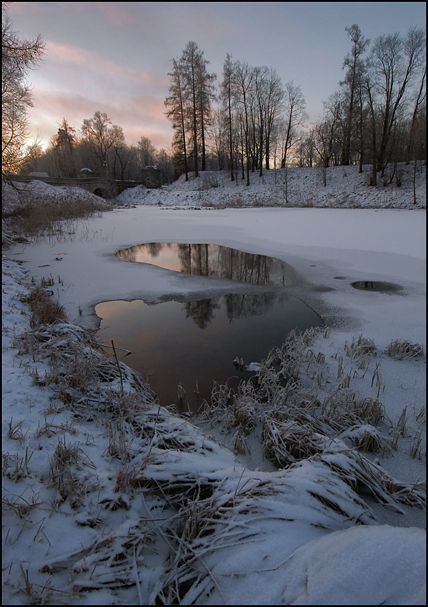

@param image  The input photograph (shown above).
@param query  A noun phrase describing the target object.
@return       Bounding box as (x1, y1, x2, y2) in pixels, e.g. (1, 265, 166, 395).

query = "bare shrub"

(338, 424, 383, 453)
(322, 391, 384, 429)
(49, 438, 96, 506)
(7, 189, 109, 238)
(385, 339, 425, 360)
(24, 285, 67, 328)
(345, 334, 376, 359)
(262, 417, 328, 467)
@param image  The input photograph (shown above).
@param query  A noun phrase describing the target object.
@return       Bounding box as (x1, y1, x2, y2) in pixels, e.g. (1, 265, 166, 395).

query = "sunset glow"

(8, 2, 426, 151)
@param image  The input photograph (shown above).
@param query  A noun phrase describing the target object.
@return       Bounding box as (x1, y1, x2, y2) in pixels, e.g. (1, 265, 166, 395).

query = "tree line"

(2, 1, 426, 186)
(21, 113, 176, 185)
(2, 4, 174, 184)
(166, 27, 425, 185)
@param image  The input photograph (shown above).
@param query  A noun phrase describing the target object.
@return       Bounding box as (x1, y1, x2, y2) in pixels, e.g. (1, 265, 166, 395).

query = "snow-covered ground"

(116, 162, 426, 209)
(2, 167, 426, 605)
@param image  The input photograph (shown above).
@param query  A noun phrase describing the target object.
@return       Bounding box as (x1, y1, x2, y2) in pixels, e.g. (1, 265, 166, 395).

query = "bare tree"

(341, 25, 370, 165)
(165, 58, 189, 180)
(313, 92, 344, 173)
(280, 82, 307, 168)
(156, 148, 175, 184)
(406, 67, 426, 163)
(81, 111, 124, 177)
(138, 136, 157, 168)
(180, 41, 216, 175)
(221, 53, 236, 180)
(232, 61, 254, 186)
(2, 3, 44, 177)
(264, 67, 284, 170)
(50, 118, 76, 178)
(368, 27, 426, 174)
(181, 41, 201, 176)
(253, 65, 269, 176)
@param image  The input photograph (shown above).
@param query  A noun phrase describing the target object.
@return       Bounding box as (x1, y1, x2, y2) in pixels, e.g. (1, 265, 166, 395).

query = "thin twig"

(111, 339, 124, 395)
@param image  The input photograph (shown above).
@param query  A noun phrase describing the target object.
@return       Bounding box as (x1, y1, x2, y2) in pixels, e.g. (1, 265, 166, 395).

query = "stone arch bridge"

(8, 168, 161, 198)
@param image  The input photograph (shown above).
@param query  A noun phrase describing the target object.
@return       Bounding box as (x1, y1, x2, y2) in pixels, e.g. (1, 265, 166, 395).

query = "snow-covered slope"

(116, 163, 426, 209)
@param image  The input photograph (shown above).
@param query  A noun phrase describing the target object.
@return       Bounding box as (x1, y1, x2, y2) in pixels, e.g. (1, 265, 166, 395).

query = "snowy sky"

(7, 2, 427, 151)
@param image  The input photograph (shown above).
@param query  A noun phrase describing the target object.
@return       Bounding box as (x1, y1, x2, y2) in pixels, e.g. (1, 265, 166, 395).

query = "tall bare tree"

(341, 24, 370, 165)
(264, 67, 284, 170)
(253, 65, 269, 176)
(165, 58, 189, 180)
(406, 67, 426, 163)
(232, 61, 253, 186)
(368, 27, 426, 174)
(180, 41, 216, 175)
(2, 3, 44, 177)
(280, 82, 307, 168)
(221, 53, 236, 180)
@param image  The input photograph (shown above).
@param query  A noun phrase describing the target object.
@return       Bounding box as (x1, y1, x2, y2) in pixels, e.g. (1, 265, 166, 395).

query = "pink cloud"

(45, 40, 169, 88)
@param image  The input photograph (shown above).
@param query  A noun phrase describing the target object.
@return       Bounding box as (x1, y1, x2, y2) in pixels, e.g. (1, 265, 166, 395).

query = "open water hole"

(95, 243, 323, 412)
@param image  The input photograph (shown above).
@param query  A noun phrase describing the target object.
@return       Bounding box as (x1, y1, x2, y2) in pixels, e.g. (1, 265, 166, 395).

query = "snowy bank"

(116, 163, 426, 209)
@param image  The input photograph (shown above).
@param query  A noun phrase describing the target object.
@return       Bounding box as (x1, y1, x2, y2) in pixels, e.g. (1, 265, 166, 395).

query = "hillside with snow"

(116, 163, 426, 209)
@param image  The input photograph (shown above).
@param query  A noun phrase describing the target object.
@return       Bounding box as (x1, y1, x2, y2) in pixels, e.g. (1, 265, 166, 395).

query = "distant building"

(141, 166, 161, 188)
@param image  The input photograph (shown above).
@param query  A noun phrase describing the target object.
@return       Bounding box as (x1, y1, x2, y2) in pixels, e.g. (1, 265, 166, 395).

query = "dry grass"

(321, 391, 385, 430)
(5, 190, 109, 239)
(48, 437, 97, 507)
(24, 285, 67, 328)
(262, 417, 328, 467)
(345, 334, 376, 359)
(385, 339, 425, 360)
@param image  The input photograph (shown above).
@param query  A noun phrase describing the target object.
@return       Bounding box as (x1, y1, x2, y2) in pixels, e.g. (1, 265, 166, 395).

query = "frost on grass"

(2, 264, 426, 605)
(385, 338, 425, 360)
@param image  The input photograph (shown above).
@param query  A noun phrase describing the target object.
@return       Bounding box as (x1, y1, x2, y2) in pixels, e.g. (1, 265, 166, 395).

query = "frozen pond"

(95, 289, 322, 412)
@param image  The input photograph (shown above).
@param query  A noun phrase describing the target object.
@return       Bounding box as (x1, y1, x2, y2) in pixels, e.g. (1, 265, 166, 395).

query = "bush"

(25, 286, 67, 328)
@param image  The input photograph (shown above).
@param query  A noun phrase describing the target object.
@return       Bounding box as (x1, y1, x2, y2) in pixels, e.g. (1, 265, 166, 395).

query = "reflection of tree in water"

(114, 242, 293, 286)
(114, 245, 137, 262)
(182, 292, 289, 329)
(146, 242, 164, 257)
(224, 292, 285, 322)
(182, 298, 221, 330)
(217, 248, 273, 285)
(177, 244, 210, 276)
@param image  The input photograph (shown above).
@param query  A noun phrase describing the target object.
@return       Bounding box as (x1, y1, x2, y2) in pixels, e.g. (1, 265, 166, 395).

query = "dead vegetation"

(385, 339, 425, 360)
(23, 285, 67, 328)
(197, 326, 426, 515)
(2, 261, 426, 604)
(3, 186, 110, 240)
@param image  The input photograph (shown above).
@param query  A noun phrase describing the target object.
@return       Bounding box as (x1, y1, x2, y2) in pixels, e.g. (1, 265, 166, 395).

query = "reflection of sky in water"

(134, 247, 182, 271)
(114, 243, 298, 287)
(95, 293, 321, 412)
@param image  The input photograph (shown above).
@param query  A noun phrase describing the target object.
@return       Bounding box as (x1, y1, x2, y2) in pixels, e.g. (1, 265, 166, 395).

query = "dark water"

(115, 242, 298, 287)
(95, 291, 322, 412)
(351, 281, 403, 292)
